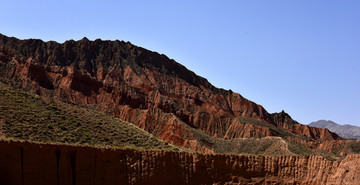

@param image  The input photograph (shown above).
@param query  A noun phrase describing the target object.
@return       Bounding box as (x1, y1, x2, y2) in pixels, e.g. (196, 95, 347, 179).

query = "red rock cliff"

(0, 140, 359, 185)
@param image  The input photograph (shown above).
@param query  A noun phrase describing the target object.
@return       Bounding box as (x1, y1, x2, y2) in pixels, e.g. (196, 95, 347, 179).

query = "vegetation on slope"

(0, 80, 358, 158)
(0, 82, 182, 151)
(189, 122, 313, 156)
(0, 80, 314, 156)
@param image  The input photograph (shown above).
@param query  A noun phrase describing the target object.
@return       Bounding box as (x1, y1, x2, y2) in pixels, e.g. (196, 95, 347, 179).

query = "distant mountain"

(309, 120, 360, 140)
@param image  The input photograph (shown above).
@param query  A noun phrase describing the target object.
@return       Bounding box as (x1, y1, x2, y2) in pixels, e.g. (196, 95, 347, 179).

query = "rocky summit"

(0, 34, 360, 184)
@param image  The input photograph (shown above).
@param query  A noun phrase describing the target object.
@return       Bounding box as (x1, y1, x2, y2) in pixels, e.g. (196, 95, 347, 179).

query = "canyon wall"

(0, 140, 359, 185)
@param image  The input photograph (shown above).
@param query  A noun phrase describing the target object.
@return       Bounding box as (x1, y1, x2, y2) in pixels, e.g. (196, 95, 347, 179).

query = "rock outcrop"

(0, 34, 341, 153)
(0, 140, 359, 185)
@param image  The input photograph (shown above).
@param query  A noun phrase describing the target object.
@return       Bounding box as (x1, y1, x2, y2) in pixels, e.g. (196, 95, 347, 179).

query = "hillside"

(0, 33, 357, 156)
(310, 120, 360, 140)
(0, 81, 308, 156)
(0, 81, 181, 151)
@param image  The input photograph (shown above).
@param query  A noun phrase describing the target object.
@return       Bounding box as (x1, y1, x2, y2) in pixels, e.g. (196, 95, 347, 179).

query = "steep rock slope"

(310, 120, 360, 140)
(0, 34, 340, 153)
(0, 81, 298, 156)
(0, 140, 359, 185)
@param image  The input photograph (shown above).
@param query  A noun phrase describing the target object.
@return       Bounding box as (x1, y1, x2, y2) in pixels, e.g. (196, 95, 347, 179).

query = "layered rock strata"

(0, 34, 340, 153)
(0, 140, 359, 185)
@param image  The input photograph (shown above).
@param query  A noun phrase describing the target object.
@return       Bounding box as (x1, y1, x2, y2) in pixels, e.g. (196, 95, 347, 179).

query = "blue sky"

(1, 0, 359, 126)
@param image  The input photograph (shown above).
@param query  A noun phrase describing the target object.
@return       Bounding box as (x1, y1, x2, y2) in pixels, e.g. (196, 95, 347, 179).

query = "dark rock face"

(1, 140, 360, 185)
(0, 33, 340, 153)
(310, 120, 360, 140)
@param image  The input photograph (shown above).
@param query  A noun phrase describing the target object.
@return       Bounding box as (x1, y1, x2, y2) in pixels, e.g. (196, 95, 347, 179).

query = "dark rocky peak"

(272, 110, 292, 120)
(271, 110, 297, 129)
(80, 37, 90, 42)
(0, 33, 215, 89)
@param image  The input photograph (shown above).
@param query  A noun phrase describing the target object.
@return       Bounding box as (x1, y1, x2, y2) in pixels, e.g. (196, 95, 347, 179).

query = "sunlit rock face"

(0, 34, 340, 153)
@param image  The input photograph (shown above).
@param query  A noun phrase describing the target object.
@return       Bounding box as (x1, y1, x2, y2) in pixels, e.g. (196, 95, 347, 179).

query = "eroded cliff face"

(0, 34, 340, 153)
(0, 140, 359, 185)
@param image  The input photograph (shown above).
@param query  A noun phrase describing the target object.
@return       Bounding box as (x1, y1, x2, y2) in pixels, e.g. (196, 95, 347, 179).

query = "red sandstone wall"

(0, 140, 359, 185)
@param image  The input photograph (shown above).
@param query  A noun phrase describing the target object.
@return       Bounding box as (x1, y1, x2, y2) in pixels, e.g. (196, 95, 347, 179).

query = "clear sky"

(1, 0, 359, 126)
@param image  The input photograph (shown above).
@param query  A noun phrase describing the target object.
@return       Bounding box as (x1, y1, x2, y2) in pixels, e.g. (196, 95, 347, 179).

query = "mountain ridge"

(0, 33, 348, 155)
